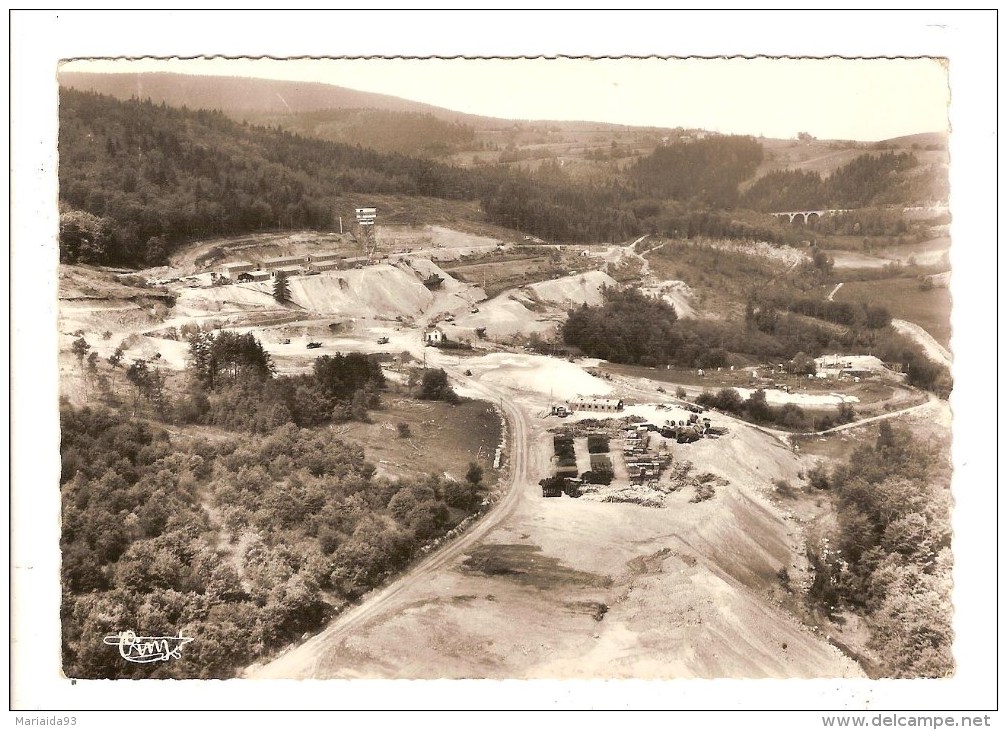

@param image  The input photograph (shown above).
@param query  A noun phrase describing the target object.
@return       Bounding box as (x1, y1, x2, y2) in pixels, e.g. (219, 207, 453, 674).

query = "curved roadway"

(249, 363, 534, 679)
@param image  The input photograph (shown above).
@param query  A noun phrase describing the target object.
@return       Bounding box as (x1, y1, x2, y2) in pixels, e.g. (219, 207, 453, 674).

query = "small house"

(424, 327, 445, 345)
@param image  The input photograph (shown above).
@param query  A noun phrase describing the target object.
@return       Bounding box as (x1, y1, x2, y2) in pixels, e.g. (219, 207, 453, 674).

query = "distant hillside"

(56, 89, 653, 267)
(59, 71, 649, 133)
(750, 132, 948, 192)
(58, 71, 675, 160)
(58, 71, 491, 122)
(237, 108, 477, 157)
(743, 149, 949, 212)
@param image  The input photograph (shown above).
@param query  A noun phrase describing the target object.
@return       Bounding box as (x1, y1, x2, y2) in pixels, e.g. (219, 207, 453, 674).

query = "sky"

(60, 56, 949, 142)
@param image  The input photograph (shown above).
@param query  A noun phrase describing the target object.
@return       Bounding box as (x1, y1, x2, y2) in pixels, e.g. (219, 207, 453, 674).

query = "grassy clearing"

(646, 240, 799, 317)
(834, 276, 951, 347)
(444, 251, 596, 297)
(333, 396, 502, 483)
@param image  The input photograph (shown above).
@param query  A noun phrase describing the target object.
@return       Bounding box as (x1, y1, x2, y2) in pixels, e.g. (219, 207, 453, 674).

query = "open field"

(750, 134, 947, 186)
(334, 396, 502, 484)
(874, 235, 951, 267)
(825, 236, 950, 271)
(645, 239, 803, 318)
(834, 276, 952, 348)
(751, 139, 869, 182)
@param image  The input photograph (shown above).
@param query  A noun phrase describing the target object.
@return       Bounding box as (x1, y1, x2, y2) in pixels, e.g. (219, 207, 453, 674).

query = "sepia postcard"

(9, 9, 998, 721)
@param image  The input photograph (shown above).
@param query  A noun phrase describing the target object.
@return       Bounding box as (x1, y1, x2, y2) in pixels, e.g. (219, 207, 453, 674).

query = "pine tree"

(272, 270, 291, 304)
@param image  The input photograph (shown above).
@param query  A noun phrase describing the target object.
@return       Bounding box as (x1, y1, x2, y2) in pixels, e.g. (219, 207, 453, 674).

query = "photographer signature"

(103, 630, 194, 663)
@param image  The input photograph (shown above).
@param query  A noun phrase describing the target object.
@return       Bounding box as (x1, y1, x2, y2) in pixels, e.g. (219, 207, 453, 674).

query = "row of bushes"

(697, 387, 857, 432)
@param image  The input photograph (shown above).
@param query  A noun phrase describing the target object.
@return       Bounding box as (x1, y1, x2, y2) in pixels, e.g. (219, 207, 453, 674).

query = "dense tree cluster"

(180, 341, 386, 432)
(561, 287, 949, 397)
(479, 178, 643, 243)
(60, 405, 487, 679)
(808, 423, 952, 677)
(650, 206, 792, 245)
(562, 288, 680, 367)
(743, 152, 928, 212)
(186, 330, 275, 391)
(417, 368, 459, 404)
(630, 136, 764, 208)
(695, 387, 855, 432)
(754, 294, 890, 330)
(58, 89, 476, 265)
(58, 209, 120, 265)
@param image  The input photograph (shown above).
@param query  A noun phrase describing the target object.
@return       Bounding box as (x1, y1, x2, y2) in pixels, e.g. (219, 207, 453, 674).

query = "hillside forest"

(61, 326, 481, 678)
(59, 89, 944, 268)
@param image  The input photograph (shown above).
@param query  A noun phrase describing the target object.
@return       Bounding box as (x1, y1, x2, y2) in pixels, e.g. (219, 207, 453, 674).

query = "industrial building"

(219, 261, 258, 278)
(568, 396, 625, 413)
(262, 255, 305, 269)
(237, 271, 271, 283)
(310, 260, 342, 272)
(305, 251, 344, 264)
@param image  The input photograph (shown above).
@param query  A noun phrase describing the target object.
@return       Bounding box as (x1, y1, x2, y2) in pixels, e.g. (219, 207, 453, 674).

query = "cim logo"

(103, 630, 194, 663)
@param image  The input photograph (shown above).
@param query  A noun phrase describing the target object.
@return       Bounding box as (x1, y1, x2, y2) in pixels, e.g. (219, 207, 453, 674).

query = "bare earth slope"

(251, 361, 862, 680)
(891, 318, 952, 368)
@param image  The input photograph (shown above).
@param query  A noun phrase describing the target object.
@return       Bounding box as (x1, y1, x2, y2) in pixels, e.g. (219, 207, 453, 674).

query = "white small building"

(568, 396, 624, 413)
(424, 327, 445, 345)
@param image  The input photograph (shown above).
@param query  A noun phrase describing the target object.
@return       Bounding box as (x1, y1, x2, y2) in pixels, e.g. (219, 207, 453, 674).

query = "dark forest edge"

(61, 328, 487, 678)
(59, 89, 942, 268)
(800, 423, 952, 678)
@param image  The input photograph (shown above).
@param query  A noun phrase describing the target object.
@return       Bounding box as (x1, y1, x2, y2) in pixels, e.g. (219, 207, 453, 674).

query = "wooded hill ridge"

(58, 88, 946, 268)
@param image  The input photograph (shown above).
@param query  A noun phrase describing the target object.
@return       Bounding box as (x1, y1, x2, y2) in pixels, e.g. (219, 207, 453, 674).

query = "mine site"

(49, 58, 955, 683)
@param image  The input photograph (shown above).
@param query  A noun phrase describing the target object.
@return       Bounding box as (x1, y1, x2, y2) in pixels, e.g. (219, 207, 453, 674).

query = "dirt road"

(249, 352, 863, 679)
(815, 394, 938, 435)
(249, 366, 533, 679)
(891, 318, 952, 368)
